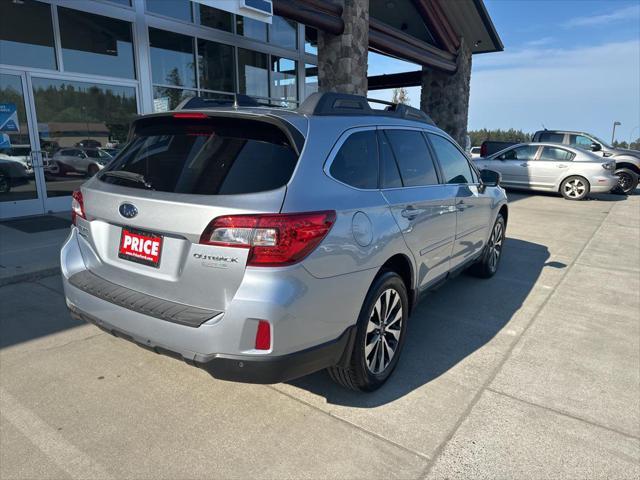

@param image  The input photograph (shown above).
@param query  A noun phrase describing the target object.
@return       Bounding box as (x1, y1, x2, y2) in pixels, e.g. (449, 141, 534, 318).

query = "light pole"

(611, 121, 621, 145)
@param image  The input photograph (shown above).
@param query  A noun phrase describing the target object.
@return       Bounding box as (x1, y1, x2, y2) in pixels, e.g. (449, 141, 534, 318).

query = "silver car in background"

(476, 143, 618, 200)
(61, 93, 508, 392)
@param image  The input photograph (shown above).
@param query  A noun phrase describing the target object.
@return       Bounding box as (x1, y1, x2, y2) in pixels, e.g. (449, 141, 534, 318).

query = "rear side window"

(329, 130, 378, 189)
(539, 146, 574, 161)
(497, 145, 538, 161)
(538, 132, 564, 143)
(100, 117, 298, 195)
(385, 130, 438, 187)
(428, 134, 474, 184)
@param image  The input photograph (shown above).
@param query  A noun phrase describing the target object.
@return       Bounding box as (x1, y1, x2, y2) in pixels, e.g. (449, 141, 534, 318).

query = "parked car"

(532, 129, 639, 194)
(0, 158, 30, 193)
(476, 142, 618, 200)
(52, 148, 113, 176)
(480, 140, 518, 158)
(470, 146, 482, 159)
(0, 145, 34, 176)
(76, 139, 102, 149)
(61, 92, 508, 392)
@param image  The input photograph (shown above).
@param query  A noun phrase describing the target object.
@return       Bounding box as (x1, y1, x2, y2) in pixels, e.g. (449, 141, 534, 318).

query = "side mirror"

(480, 169, 501, 187)
(590, 142, 601, 152)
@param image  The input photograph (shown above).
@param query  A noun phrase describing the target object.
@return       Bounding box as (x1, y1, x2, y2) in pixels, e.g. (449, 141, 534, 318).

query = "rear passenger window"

(385, 130, 438, 187)
(330, 130, 378, 189)
(428, 134, 474, 184)
(538, 132, 564, 143)
(377, 131, 402, 188)
(539, 146, 574, 162)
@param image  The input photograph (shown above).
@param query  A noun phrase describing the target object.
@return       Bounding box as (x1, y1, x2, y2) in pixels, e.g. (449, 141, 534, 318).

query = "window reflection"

(237, 16, 267, 42)
(198, 39, 235, 93)
(0, 0, 57, 70)
(58, 7, 135, 79)
(149, 28, 196, 88)
(305, 64, 318, 99)
(238, 48, 268, 98)
(153, 86, 195, 112)
(199, 4, 233, 32)
(271, 57, 297, 103)
(270, 17, 297, 50)
(31, 78, 137, 198)
(146, 0, 192, 22)
(305, 26, 318, 55)
(0, 74, 37, 203)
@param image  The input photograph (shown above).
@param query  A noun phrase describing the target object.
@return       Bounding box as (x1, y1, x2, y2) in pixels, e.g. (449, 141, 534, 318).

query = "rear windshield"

(99, 116, 298, 195)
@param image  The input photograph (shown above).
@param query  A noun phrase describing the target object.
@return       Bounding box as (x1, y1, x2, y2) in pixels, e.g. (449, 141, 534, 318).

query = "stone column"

(317, 0, 369, 95)
(420, 39, 472, 147)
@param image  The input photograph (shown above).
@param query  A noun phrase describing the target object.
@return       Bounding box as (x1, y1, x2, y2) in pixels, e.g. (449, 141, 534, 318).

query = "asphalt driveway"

(1, 191, 639, 479)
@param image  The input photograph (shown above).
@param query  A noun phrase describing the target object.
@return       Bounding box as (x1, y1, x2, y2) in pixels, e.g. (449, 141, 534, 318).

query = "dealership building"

(0, 0, 502, 219)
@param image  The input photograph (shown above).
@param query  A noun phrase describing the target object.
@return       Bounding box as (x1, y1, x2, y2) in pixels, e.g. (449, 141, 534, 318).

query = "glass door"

(0, 71, 46, 219)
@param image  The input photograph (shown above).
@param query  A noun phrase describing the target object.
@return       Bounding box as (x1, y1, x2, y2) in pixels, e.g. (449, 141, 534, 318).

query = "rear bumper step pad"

(68, 270, 221, 327)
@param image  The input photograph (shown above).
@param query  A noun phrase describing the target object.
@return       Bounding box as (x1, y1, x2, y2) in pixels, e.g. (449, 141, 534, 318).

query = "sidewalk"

(0, 213, 70, 286)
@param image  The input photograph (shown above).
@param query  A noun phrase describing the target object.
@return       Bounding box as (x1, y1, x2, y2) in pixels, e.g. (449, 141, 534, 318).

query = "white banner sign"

(192, 0, 273, 23)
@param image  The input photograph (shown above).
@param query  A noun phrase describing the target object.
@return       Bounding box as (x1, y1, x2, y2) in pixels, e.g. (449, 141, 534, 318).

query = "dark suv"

(532, 130, 639, 194)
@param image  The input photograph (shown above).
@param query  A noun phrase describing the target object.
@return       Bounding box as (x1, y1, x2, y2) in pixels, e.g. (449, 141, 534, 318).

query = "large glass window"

(146, 0, 192, 22)
(58, 7, 135, 79)
(497, 145, 538, 161)
(270, 16, 297, 50)
(198, 4, 233, 32)
(305, 64, 318, 99)
(198, 39, 235, 93)
(271, 57, 297, 103)
(539, 146, 574, 162)
(32, 78, 137, 198)
(305, 26, 318, 55)
(0, 0, 57, 70)
(237, 16, 267, 42)
(428, 134, 473, 184)
(238, 48, 268, 98)
(149, 28, 196, 88)
(153, 86, 195, 112)
(569, 134, 593, 150)
(330, 131, 378, 189)
(386, 130, 438, 187)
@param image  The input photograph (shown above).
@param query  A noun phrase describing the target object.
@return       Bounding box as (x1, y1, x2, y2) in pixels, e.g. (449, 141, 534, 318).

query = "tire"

(468, 213, 506, 278)
(328, 271, 409, 392)
(0, 173, 10, 193)
(611, 168, 638, 195)
(87, 164, 99, 177)
(560, 175, 590, 200)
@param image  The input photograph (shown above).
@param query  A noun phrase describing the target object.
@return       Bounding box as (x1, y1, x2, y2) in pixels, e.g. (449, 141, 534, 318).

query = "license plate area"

(118, 227, 163, 268)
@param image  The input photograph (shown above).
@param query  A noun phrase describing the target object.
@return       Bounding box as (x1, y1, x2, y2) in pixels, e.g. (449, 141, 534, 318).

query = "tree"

(468, 128, 532, 147)
(392, 87, 410, 105)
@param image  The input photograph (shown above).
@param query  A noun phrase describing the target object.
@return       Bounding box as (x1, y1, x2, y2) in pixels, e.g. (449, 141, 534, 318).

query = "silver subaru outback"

(61, 93, 508, 392)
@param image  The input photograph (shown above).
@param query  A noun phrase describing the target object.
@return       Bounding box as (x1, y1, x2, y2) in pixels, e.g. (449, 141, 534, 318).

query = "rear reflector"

(255, 320, 271, 350)
(173, 112, 208, 119)
(200, 211, 336, 267)
(71, 190, 85, 225)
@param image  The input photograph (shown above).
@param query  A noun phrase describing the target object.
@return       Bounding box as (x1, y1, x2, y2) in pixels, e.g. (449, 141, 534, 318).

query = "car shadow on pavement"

(287, 238, 565, 407)
(505, 189, 628, 203)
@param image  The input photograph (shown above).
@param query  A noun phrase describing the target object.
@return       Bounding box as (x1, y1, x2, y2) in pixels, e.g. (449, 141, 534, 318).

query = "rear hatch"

(75, 112, 304, 312)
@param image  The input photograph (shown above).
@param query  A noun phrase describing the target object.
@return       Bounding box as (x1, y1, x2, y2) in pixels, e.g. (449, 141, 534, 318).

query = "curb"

(0, 267, 61, 288)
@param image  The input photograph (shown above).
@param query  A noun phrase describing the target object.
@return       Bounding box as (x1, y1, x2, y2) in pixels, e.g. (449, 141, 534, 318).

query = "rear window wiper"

(100, 170, 154, 190)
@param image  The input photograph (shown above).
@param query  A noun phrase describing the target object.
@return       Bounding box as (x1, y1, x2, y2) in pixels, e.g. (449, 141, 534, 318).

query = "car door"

(481, 145, 539, 187)
(379, 128, 457, 290)
(528, 146, 574, 189)
(427, 133, 493, 269)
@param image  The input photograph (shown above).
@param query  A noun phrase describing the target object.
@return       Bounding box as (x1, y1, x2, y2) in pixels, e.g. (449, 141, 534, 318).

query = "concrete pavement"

(1, 191, 639, 479)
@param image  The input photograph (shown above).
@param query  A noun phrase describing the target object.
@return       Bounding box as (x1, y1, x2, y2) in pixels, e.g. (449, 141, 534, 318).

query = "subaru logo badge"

(119, 203, 138, 219)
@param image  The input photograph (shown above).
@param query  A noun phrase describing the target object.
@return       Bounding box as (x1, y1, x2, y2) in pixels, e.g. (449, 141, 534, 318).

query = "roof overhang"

(437, 0, 503, 54)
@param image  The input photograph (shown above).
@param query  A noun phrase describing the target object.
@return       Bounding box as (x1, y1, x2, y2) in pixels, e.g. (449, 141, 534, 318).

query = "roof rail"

(296, 92, 436, 126)
(177, 94, 262, 110)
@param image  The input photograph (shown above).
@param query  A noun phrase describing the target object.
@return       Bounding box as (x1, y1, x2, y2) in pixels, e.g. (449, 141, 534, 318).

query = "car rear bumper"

(68, 304, 355, 383)
(590, 174, 618, 192)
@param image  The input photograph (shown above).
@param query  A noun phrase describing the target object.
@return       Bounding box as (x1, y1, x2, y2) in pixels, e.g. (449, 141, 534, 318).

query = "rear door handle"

(401, 207, 425, 220)
(456, 200, 470, 211)
(557, 164, 568, 168)
(519, 162, 528, 167)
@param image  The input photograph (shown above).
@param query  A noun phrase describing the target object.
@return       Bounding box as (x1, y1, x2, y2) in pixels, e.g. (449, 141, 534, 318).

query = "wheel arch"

(614, 161, 640, 175)
(378, 254, 415, 313)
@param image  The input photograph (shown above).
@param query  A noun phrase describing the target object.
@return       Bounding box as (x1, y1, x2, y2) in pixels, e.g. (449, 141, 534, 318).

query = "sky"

(367, 0, 640, 143)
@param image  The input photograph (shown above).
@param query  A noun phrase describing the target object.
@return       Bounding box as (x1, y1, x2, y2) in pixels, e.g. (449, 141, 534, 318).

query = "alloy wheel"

(563, 178, 586, 198)
(488, 220, 504, 272)
(617, 171, 633, 193)
(364, 288, 403, 374)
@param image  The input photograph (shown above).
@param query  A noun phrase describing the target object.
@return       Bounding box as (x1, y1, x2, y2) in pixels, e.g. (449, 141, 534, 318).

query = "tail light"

(200, 211, 336, 267)
(71, 190, 85, 225)
(602, 161, 616, 170)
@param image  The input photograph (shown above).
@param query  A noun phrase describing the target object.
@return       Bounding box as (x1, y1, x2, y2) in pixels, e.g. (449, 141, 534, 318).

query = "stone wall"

(317, 0, 369, 95)
(420, 39, 472, 147)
